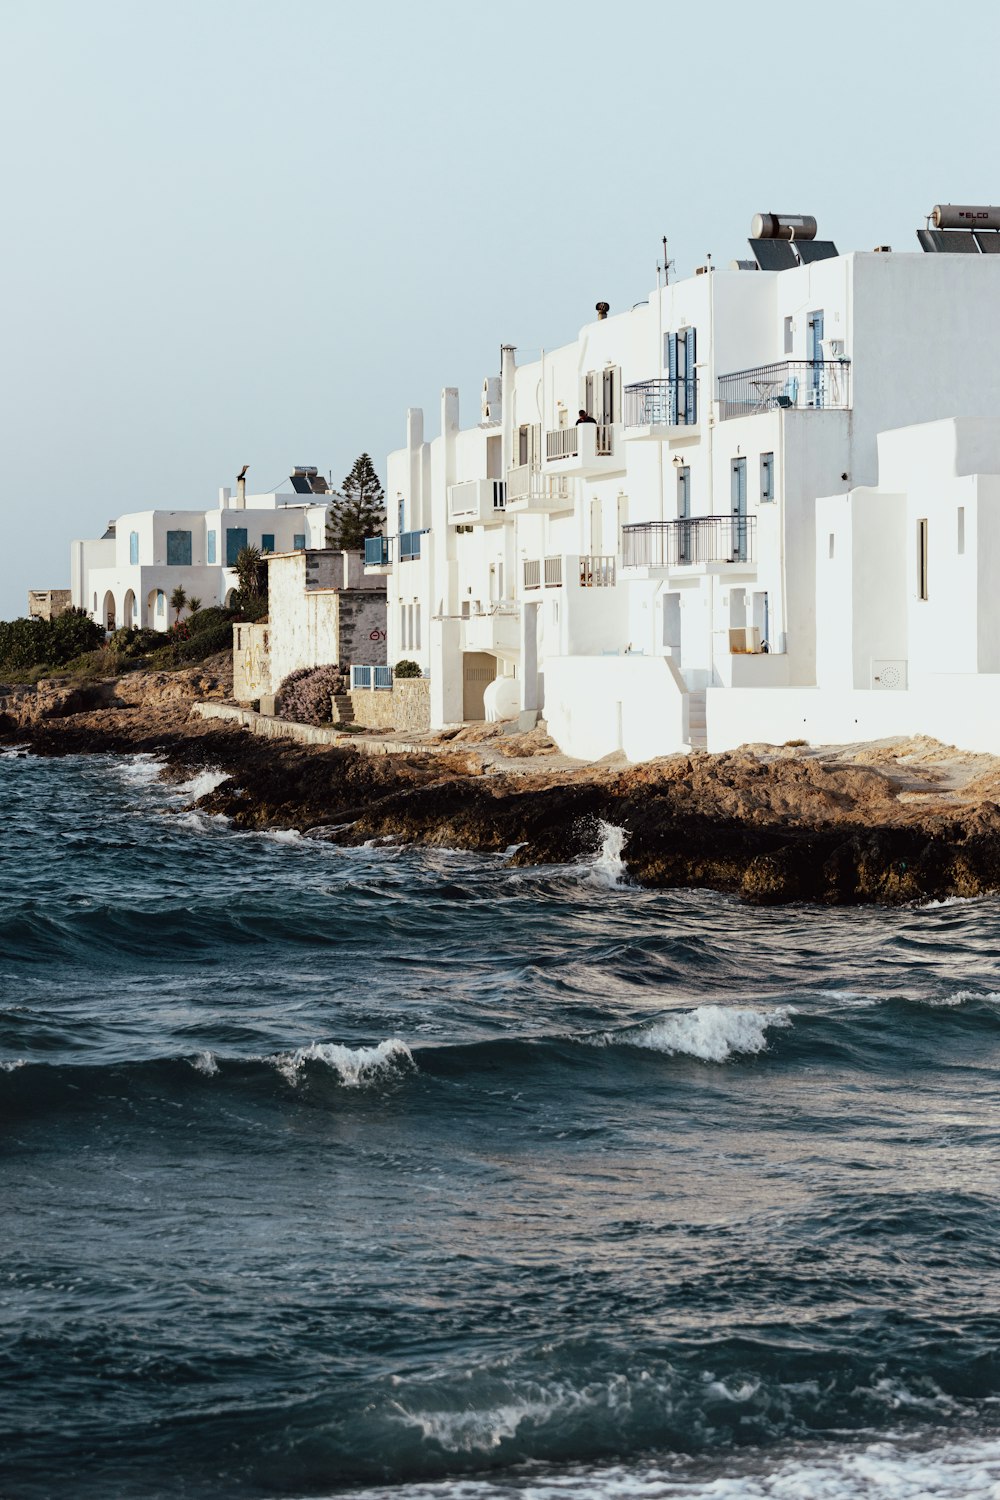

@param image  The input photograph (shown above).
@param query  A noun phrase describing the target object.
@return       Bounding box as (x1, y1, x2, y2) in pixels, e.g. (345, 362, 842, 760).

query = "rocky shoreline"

(4, 670, 1000, 905)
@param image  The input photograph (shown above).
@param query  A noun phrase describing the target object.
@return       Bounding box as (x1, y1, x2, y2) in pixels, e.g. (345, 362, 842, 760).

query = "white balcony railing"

(579, 555, 616, 587)
(543, 556, 563, 587)
(546, 427, 579, 460)
(523, 559, 541, 590)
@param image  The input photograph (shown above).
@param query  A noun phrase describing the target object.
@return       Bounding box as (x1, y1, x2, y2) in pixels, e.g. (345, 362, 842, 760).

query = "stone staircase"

(686, 689, 707, 750)
(331, 692, 356, 726)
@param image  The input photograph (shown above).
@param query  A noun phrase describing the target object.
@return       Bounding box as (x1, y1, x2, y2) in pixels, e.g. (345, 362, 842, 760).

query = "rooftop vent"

(748, 212, 838, 270)
(595, 301, 610, 320)
(290, 466, 330, 495)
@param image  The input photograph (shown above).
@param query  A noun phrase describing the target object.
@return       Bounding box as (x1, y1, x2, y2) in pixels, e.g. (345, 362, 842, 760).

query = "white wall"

(545, 654, 688, 761)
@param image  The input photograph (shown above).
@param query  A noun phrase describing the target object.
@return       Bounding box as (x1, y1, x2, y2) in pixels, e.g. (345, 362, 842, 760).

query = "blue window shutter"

(207, 531, 217, 564)
(226, 527, 248, 567)
(684, 327, 697, 424)
(666, 334, 678, 424)
(261, 534, 275, 553)
(167, 530, 192, 566)
(129, 531, 139, 565)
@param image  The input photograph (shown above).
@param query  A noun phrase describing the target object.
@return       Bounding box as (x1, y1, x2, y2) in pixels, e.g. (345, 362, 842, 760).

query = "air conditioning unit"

(729, 626, 761, 654)
(871, 658, 908, 690)
(822, 337, 845, 359)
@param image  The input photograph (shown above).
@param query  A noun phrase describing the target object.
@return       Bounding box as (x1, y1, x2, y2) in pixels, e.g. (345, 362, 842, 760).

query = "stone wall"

(232, 622, 273, 702)
(28, 589, 72, 621)
(349, 678, 430, 734)
(266, 550, 387, 692)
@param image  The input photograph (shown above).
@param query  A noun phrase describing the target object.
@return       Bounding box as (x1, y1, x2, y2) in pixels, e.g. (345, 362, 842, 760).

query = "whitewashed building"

(372, 208, 1000, 758)
(71, 469, 331, 632)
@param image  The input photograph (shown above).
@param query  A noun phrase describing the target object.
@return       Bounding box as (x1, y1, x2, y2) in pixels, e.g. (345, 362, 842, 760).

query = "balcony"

(461, 602, 521, 659)
(543, 421, 620, 475)
(623, 379, 699, 439)
(621, 516, 757, 573)
(717, 359, 851, 420)
(364, 535, 392, 569)
(363, 530, 426, 569)
(447, 478, 507, 527)
(505, 464, 574, 514)
(578, 555, 616, 588)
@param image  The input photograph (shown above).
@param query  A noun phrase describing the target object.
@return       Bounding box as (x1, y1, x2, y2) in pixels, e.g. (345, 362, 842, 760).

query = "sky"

(1, 0, 999, 617)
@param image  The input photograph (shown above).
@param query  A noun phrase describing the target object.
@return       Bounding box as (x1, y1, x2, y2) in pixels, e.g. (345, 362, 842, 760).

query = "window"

(129, 530, 139, 565)
(166, 530, 192, 566)
(784, 316, 793, 355)
(226, 527, 247, 567)
(665, 330, 698, 424)
(207, 531, 217, 564)
(293, 533, 306, 550)
(398, 497, 406, 534)
(917, 519, 929, 600)
(156, 590, 165, 617)
(261, 534, 275, 554)
(828, 533, 835, 560)
(957, 507, 965, 555)
(414, 602, 421, 651)
(760, 452, 774, 503)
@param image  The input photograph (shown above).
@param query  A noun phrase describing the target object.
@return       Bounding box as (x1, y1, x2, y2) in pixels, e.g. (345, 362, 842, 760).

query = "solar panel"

(975, 231, 1000, 253)
(748, 238, 799, 271)
(309, 475, 330, 494)
(289, 473, 313, 494)
(917, 229, 980, 253)
(795, 239, 839, 263)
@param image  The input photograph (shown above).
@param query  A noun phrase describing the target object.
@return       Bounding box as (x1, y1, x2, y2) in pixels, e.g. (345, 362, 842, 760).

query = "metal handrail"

(624, 378, 699, 427)
(622, 516, 757, 568)
(717, 359, 851, 419)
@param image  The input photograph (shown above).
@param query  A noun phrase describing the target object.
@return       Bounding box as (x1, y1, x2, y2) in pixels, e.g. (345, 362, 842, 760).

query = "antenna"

(663, 235, 669, 286)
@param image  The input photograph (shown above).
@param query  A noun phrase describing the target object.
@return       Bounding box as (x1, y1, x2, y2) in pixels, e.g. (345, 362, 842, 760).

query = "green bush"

(47, 610, 104, 664)
(176, 620, 235, 661)
(187, 606, 234, 637)
(110, 625, 162, 660)
(0, 618, 49, 673)
(394, 658, 422, 679)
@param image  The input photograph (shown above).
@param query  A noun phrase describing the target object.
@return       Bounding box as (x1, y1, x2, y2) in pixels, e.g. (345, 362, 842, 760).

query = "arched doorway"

(462, 652, 497, 721)
(123, 589, 136, 629)
(224, 588, 238, 608)
(147, 588, 167, 630)
(102, 590, 116, 633)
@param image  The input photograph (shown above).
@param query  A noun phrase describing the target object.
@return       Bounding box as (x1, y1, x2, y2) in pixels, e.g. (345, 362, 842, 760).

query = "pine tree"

(326, 453, 386, 552)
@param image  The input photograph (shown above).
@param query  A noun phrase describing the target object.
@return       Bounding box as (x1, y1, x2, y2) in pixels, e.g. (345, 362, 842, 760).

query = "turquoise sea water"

(2, 749, 1000, 1498)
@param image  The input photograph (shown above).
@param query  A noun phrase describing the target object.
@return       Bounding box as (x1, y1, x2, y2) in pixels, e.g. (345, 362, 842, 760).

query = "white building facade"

(72, 486, 330, 633)
(373, 221, 1000, 759)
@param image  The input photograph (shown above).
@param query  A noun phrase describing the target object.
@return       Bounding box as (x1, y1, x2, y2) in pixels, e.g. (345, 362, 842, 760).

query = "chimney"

(236, 464, 248, 509)
(500, 344, 516, 477)
(596, 302, 609, 321)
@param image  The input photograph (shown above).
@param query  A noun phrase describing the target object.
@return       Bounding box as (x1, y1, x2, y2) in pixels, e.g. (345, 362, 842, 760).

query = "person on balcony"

(576, 409, 597, 425)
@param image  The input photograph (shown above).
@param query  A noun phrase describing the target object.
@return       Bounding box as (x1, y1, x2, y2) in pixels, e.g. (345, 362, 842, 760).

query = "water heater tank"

(932, 204, 1000, 231)
(751, 213, 818, 242)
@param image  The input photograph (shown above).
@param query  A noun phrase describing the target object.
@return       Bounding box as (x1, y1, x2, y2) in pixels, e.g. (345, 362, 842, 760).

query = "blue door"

(677, 465, 691, 563)
(398, 497, 406, 535)
(731, 459, 747, 561)
(808, 310, 824, 406)
(226, 527, 247, 567)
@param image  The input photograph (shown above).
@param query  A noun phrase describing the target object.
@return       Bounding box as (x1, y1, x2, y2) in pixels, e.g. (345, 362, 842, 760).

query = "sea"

(2, 748, 1000, 1500)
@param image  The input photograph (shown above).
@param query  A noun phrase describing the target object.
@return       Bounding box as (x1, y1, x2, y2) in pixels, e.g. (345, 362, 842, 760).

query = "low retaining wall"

(349, 678, 430, 734)
(705, 676, 1000, 755)
(192, 702, 434, 756)
(545, 655, 688, 761)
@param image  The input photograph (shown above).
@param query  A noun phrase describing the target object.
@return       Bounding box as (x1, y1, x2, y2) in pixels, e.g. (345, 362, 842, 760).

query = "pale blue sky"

(1, 0, 997, 616)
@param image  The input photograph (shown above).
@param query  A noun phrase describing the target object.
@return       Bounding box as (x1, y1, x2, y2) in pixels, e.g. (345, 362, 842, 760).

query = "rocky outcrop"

(5, 681, 1000, 905)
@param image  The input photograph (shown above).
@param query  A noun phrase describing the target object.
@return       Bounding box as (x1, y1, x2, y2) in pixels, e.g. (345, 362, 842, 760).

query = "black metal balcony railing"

(622, 516, 757, 569)
(717, 359, 851, 419)
(624, 378, 698, 428)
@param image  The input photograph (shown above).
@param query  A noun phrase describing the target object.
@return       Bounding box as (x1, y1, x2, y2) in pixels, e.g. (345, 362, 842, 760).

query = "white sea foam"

(117, 754, 167, 787)
(602, 1005, 794, 1063)
(937, 989, 1000, 1008)
(324, 1435, 1000, 1497)
(0, 1058, 26, 1072)
(588, 821, 629, 888)
(264, 828, 302, 844)
(176, 767, 229, 800)
(189, 1051, 218, 1076)
(274, 1037, 415, 1088)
